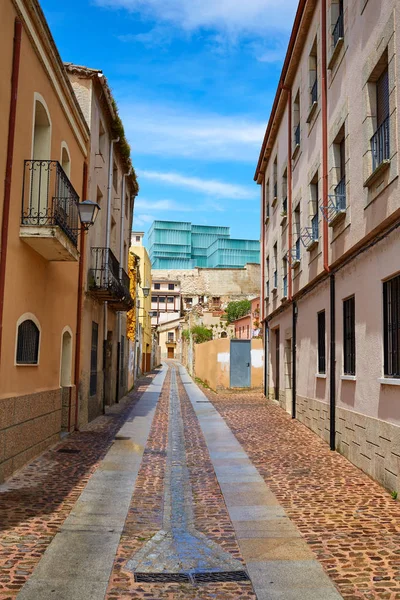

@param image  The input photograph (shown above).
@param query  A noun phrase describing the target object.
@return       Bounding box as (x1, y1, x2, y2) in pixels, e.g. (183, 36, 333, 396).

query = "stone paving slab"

(16, 366, 167, 600)
(180, 365, 343, 600)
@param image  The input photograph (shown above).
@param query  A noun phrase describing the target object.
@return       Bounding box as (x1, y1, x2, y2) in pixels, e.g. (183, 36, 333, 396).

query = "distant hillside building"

(148, 220, 260, 269)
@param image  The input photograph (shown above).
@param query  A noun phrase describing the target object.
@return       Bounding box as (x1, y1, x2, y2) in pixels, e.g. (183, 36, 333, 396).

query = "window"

(309, 38, 318, 106)
(383, 274, 400, 378)
(158, 296, 166, 303)
(185, 297, 193, 306)
(16, 319, 40, 364)
(343, 296, 356, 375)
(294, 204, 301, 261)
(371, 65, 390, 171)
(273, 243, 278, 289)
(212, 297, 221, 307)
(136, 235, 140, 242)
(273, 158, 278, 201)
(317, 311, 326, 374)
(151, 295, 158, 303)
(167, 296, 174, 304)
(168, 332, 174, 342)
(310, 172, 319, 242)
(265, 179, 270, 220)
(168, 283, 175, 290)
(332, 0, 344, 47)
(282, 258, 288, 298)
(266, 256, 270, 297)
(90, 322, 98, 395)
(294, 91, 300, 147)
(154, 283, 160, 290)
(99, 120, 106, 156)
(282, 170, 288, 215)
(333, 127, 346, 210)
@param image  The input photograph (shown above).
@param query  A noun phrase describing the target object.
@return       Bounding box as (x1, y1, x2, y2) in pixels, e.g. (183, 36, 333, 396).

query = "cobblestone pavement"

(0, 373, 157, 600)
(204, 388, 400, 600)
(106, 365, 255, 599)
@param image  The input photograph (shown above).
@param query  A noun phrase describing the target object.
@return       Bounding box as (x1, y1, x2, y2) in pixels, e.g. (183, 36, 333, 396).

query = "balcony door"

(31, 99, 51, 221)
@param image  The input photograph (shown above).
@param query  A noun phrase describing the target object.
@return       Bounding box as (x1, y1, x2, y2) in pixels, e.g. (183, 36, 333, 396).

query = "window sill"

(280, 215, 287, 226)
(327, 37, 344, 71)
(329, 209, 346, 227)
(272, 196, 278, 208)
(265, 215, 270, 225)
(292, 143, 300, 160)
(271, 287, 278, 294)
(363, 159, 390, 188)
(341, 375, 356, 381)
(316, 373, 326, 379)
(291, 259, 300, 269)
(378, 377, 400, 386)
(16, 363, 39, 367)
(307, 240, 319, 252)
(281, 295, 288, 302)
(306, 101, 318, 124)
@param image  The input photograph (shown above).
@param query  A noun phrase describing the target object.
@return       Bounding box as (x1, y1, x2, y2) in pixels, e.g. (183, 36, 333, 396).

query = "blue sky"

(41, 0, 298, 240)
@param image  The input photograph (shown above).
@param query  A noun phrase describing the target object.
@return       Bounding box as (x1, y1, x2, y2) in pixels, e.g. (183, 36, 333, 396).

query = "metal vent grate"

(134, 571, 250, 584)
(57, 448, 81, 454)
(193, 571, 250, 583)
(134, 573, 191, 583)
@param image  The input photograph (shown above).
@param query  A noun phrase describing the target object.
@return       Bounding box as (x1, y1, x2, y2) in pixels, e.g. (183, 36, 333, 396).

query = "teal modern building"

(148, 221, 260, 269)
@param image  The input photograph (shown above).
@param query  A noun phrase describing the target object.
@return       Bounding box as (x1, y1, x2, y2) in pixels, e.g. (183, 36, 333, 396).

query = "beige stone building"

(256, 0, 400, 491)
(130, 232, 153, 375)
(0, 0, 89, 481)
(65, 64, 138, 423)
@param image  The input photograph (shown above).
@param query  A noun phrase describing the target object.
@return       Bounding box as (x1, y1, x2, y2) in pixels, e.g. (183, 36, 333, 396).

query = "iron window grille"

(333, 8, 344, 47)
(343, 296, 356, 375)
(21, 160, 79, 246)
(334, 176, 346, 210)
(16, 319, 40, 364)
(317, 311, 326, 374)
(371, 116, 390, 172)
(90, 322, 98, 396)
(311, 79, 318, 105)
(311, 214, 319, 240)
(294, 123, 300, 146)
(383, 274, 400, 378)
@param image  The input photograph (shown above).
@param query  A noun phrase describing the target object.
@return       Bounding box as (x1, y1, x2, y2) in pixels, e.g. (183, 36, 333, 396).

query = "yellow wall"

(195, 339, 264, 391)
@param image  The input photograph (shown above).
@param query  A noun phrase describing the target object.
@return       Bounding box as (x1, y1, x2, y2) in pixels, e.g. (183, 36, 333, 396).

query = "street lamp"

(77, 200, 100, 230)
(141, 284, 150, 298)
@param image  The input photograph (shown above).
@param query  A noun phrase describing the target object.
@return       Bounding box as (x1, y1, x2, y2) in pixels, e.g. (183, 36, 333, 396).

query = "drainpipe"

(0, 19, 22, 366)
(103, 137, 119, 414)
(116, 172, 129, 403)
(260, 179, 265, 325)
(321, 0, 336, 449)
(281, 84, 293, 300)
(292, 302, 297, 419)
(264, 323, 269, 398)
(72, 161, 88, 431)
(321, 0, 329, 273)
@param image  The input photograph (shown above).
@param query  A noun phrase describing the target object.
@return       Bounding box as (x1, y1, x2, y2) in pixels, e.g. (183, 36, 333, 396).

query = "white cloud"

(134, 198, 195, 212)
(95, 0, 297, 36)
(120, 101, 265, 162)
(139, 170, 256, 200)
(132, 213, 155, 227)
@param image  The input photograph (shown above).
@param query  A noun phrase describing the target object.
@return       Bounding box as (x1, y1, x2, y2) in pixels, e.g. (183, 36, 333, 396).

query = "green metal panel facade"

(148, 220, 259, 269)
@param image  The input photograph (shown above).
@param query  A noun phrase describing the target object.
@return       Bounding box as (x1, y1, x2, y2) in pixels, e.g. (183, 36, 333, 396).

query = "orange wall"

(0, 1, 87, 399)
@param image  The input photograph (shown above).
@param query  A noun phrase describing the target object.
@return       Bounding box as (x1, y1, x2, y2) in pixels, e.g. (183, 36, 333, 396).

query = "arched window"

(60, 329, 72, 386)
(16, 319, 40, 364)
(61, 143, 71, 178)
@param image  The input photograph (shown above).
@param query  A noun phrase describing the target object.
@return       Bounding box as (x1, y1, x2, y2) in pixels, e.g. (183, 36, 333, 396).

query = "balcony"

(304, 214, 319, 251)
(307, 80, 318, 123)
(88, 247, 134, 311)
(371, 117, 390, 172)
(20, 160, 79, 261)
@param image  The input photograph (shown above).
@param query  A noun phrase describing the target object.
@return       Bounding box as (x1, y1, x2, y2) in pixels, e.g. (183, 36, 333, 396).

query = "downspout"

(72, 161, 88, 431)
(321, 0, 336, 448)
(103, 136, 119, 413)
(260, 178, 266, 394)
(116, 172, 129, 403)
(0, 19, 22, 366)
(264, 323, 269, 398)
(292, 302, 297, 419)
(330, 273, 336, 450)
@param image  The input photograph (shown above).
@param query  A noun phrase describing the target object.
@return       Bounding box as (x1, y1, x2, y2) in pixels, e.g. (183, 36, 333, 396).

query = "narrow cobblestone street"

(0, 363, 399, 600)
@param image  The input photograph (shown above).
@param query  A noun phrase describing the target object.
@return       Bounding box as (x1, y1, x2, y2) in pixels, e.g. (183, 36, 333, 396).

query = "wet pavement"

(0, 362, 398, 599)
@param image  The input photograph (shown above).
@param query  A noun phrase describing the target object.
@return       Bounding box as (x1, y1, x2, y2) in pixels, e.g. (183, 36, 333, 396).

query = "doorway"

(275, 329, 280, 401)
(168, 346, 174, 359)
(230, 340, 251, 388)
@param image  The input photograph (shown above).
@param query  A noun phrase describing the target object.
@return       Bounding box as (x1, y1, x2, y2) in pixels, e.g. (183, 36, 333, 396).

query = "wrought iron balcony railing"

(88, 247, 134, 310)
(311, 79, 318, 104)
(295, 237, 301, 261)
(334, 176, 346, 210)
(371, 117, 390, 172)
(21, 160, 79, 246)
(294, 123, 300, 146)
(311, 213, 319, 240)
(333, 10, 344, 47)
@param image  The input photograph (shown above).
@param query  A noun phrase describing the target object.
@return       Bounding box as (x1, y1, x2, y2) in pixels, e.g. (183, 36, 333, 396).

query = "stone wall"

(0, 389, 62, 482)
(152, 264, 260, 303)
(295, 394, 400, 493)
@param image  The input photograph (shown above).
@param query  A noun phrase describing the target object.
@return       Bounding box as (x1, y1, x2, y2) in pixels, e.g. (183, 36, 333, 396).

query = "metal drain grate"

(134, 573, 191, 584)
(57, 448, 81, 454)
(193, 571, 250, 584)
(134, 571, 250, 584)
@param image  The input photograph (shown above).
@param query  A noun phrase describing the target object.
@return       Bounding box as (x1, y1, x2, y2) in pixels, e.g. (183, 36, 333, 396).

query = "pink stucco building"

(256, 0, 400, 492)
(234, 297, 261, 339)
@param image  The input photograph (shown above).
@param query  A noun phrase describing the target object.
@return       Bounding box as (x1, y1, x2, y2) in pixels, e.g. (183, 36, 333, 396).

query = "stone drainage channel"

(126, 368, 249, 585)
